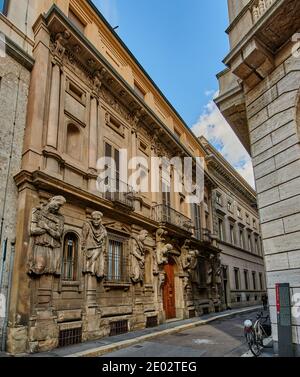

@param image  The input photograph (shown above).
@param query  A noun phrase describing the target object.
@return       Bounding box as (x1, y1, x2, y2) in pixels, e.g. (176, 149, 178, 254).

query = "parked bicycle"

(244, 312, 271, 357)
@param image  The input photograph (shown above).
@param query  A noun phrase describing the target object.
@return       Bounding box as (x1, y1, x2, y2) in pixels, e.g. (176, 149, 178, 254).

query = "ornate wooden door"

(163, 261, 176, 319)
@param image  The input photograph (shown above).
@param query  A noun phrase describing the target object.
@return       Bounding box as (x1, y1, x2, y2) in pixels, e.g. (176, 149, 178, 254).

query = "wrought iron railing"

(152, 204, 193, 233)
(97, 177, 134, 209)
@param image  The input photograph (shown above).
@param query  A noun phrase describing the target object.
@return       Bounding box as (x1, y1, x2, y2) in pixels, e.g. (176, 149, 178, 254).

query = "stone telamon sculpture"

(82, 211, 108, 279)
(27, 196, 66, 275)
(130, 230, 148, 284)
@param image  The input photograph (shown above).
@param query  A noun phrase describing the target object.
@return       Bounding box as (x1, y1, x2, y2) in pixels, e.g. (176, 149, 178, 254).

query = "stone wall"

(0, 51, 30, 344)
(245, 41, 300, 354)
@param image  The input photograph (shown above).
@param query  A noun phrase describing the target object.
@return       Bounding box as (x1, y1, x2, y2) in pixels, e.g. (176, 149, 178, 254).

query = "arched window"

(62, 233, 78, 281)
(66, 123, 81, 161)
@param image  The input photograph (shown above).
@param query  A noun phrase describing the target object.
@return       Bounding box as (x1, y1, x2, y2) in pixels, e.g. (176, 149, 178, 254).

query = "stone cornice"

(14, 170, 159, 231)
(1, 33, 35, 71)
(199, 138, 256, 203)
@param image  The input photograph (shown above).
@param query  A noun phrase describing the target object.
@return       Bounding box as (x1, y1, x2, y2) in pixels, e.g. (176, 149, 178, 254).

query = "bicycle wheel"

(245, 330, 261, 357)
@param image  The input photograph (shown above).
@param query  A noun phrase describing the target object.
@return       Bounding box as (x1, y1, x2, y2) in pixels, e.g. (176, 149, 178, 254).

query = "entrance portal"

(163, 259, 176, 319)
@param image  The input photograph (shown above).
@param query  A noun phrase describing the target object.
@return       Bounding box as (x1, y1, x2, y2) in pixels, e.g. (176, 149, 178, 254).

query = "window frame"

(218, 217, 224, 241)
(62, 232, 79, 281)
(244, 269, 249, 290)
(230, 223, 235, 245)
(252, 271, 257, 290)
(234, 268, 240, 290)
(106, 236, 128, 283)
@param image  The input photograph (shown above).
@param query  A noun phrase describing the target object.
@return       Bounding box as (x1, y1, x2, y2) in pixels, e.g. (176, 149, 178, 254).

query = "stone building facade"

(0, 0, 34, 349)
(200, 137, 266, 310)
(216, 0, 300, 355)
(1, 1, 225, 354)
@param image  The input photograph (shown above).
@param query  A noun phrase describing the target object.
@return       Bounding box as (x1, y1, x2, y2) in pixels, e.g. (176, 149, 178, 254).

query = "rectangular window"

(237, 207, 241, 218)
(259, 273, 263, 290)
(218, 218, 224, 241)
(253, 219, 257, 229)
(246, 214, 250, 224)
(216, 192, 222, 205)
(244, 270, 249, 290)
(192, 204, 201, 240)
(227, 201, 232, 212)
(248, 232, 252, 252)
(69, 8, 86, 33)
(255, 237, 259, 254)
(252, 271, 257, 290)
(107, 239, 126, 282)
(230, 224, 235, 245)
(239, 229, 244, 249)
(234, 268, 240, 290)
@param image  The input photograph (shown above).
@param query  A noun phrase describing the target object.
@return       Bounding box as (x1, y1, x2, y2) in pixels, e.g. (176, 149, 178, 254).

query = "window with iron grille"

(62, 233, 78, 281)
(146, 316, 158, 328)
(109, 320, 128, 336)
(107, 238, 127, 282)
(58, 327, 82, 347)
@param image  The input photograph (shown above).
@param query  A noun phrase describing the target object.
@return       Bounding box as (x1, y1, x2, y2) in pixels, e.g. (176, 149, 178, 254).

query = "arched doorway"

(163, 258, 176, 319)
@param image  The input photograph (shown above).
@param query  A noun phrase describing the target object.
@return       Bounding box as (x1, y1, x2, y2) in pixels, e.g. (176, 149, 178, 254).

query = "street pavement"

(101, 309, 265, 358)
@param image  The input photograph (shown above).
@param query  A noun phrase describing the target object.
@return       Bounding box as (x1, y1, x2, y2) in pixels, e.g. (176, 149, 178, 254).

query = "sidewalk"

(241, 337, 276, 358)
(10, 305, 261, 358)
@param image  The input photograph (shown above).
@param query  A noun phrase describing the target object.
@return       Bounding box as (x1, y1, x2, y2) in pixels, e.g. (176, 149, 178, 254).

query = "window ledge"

(104, 281, 131, 291)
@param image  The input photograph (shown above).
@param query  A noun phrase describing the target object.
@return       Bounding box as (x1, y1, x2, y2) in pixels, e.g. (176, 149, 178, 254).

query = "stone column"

(22, 19, 51, 172)
(89, 96, 98, 170)
(46, 63, 61, 149)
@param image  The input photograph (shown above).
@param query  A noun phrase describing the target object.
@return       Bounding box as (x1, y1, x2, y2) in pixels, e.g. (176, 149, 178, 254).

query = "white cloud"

(191, 92, 255, 188)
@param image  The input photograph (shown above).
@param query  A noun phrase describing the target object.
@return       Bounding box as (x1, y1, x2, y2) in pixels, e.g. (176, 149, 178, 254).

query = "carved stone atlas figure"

(27, 196, 66, 276)
(82, 211, 108, 279)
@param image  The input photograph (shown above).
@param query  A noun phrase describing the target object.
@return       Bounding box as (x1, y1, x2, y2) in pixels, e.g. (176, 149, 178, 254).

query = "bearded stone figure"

(27, 196, 66, 276)
(130, 230, 148, 284)
(82, 211, 108, 279)
(155, 228, 172, 265)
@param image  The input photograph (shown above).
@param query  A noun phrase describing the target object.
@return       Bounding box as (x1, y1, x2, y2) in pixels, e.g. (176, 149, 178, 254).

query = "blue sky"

(93, 0, 255, 187)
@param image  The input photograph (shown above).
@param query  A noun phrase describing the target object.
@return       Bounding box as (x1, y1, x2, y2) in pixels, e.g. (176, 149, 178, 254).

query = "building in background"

(0, 0, 266, 355)
(200, 137, 266, 310)
(1, 0, 224, 354)
(0, 0, 34, 350)
(216, 0, 300, 355)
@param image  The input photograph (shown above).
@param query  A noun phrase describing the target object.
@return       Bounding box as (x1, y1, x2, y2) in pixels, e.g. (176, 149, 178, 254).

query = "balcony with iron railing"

(97, 177, 134, 210)
(152, 204, 193, 233)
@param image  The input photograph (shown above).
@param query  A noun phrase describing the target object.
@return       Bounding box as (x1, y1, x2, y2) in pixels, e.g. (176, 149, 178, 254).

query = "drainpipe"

(0, 239, 7, 352)
(1, 239, 15, 352)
